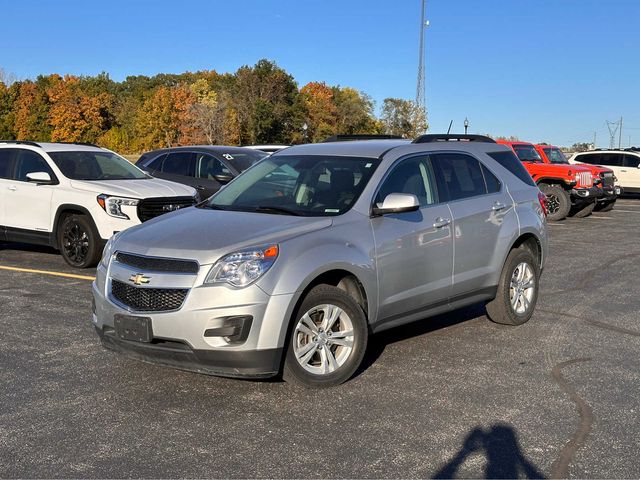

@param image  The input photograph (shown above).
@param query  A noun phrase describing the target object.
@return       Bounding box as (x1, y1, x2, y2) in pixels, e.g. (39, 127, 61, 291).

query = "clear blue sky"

(2, 0, 639, 147)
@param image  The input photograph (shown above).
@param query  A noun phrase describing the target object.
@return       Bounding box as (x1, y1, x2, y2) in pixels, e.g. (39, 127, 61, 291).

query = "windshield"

(221, 150, 267, 172)
(512, 145, 542, 162)
(544, 147, 569, 164)
(203, 155, 380, 216)
(49, 151, 148, 181)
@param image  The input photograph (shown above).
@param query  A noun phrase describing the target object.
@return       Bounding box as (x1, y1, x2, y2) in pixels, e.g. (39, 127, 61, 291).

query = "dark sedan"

(136, 146, 267, 199)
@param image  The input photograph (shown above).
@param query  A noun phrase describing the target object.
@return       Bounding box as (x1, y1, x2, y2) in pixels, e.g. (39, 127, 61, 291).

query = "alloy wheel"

(62, 221, 90, 266)
(509, 262, 535, 315)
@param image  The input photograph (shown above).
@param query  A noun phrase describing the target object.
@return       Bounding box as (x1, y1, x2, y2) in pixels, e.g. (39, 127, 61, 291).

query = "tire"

(58, 214, 102, 268)
(486, 247, 540, 326)
(539, 184, 571, 221)
(571, 200, 596, 218)
(595, 200, 615, 212)
(283, 285, 368, 387)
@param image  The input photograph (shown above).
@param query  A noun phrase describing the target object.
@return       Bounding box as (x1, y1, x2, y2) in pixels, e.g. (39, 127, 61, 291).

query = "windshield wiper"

(254, 205, 302, 216)
(198, 203, 226, 210)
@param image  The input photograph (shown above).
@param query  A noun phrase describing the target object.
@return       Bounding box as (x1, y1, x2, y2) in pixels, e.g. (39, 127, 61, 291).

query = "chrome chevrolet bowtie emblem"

(129, 273, 150, 286)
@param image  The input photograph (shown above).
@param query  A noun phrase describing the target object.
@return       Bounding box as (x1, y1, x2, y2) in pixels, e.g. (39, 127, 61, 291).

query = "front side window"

(196, 154, 232, 179)
(204, 155, 379, 216)
(0, 148, 16, 179)
(15, 150, 54, 182)
(374, 155, 438, 207)
(512, 145, 542, 162)
(219, 150, 266, 172)
(623, 154, 640, 168)
(544, 147, 569, 164)
(49, 151, 147, 180)
(433, 153, 487, 201)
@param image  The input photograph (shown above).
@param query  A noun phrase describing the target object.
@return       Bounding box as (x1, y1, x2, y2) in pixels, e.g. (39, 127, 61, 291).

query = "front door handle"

(620, 169, 627, 173)
(492, 202, 507, 211)
(7, 185, 17, 191)
(433, 217, 451, 228)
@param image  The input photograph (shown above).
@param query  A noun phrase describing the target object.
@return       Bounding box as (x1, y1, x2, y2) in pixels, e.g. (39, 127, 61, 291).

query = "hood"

(70, 177, 196, 198)
(114, 207, 333, 265)
(525, 163, 591, 176)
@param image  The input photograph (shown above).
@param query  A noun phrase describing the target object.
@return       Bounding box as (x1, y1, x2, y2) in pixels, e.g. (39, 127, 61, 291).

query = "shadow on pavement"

(433, 423, 546, 479)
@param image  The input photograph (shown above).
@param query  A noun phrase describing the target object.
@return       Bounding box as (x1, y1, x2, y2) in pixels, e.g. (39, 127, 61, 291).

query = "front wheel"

(486, 247, 540, 326)
(283, 285, 368, 387)
(539, 184, 571, 221)
(595, 200, 615, 212)
(58, 214, 102, 268)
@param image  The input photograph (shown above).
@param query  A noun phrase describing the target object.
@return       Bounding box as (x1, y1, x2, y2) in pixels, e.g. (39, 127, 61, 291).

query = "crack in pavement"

(538, 309, 640, 338)
(550, 358, 594, 479)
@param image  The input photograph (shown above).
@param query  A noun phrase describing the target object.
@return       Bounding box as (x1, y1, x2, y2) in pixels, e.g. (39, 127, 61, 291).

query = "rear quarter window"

(487, 151, 536, 187)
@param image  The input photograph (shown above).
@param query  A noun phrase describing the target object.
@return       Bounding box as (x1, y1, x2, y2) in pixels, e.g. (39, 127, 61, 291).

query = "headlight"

(205, 245, 279, 287)
(97, 194, 139, 220)
(99, 233, 120, 268)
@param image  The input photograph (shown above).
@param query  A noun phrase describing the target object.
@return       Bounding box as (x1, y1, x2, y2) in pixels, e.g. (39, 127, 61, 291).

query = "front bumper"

(570, 186, 600, 204)
(92, 264, 295, 379)
(598, 185, 622, 202)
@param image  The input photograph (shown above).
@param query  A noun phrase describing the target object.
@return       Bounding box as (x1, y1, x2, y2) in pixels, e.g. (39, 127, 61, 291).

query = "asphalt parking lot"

(1, 199, 640, 479)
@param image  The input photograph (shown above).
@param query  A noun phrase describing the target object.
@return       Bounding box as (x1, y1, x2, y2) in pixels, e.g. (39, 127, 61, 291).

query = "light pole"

(302, 122, 308, 143)
(464, 117, 469, 135)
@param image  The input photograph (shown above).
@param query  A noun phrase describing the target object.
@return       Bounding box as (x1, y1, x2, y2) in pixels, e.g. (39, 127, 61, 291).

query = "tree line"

(0, 60, 427, 154)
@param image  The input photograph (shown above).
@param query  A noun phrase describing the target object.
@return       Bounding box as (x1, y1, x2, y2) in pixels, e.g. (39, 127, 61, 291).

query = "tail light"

(537, 191, 548, 216)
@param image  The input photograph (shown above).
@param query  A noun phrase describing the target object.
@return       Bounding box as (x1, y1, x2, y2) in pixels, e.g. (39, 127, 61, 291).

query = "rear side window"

(481, 164, 501, 193)
(161, 152, 194, 176)
(15, 150, 54, 182)
(433, 153, 487, 201)
(145, 153, 167, 171)
(0, 148, 16, 179)
(574, 154, 599, 165)
(487, 151, 536, 186)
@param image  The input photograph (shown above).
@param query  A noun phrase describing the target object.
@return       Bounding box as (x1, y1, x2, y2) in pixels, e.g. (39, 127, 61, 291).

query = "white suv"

(570, 149, 640, 194)
(0, 141, 197, 268)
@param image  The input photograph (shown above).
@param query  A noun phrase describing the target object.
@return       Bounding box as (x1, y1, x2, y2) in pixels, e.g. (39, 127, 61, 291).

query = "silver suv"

(92, 135, 548, 387)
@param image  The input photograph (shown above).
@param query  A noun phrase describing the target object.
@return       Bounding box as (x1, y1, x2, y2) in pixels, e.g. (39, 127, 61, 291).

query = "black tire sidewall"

(494, 248, 540, 326)
(58, 214, 101, 268)
(595, 200, 615, 212)
(571, 200, 596, 218)
(540, 184, 571, 221)
(284, 285, 368, 387)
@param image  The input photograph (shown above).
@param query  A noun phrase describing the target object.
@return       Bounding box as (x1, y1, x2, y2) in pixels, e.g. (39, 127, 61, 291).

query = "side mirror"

(26, 171, 53, 184)
(213, 173, 234, 184)
(371, 193, 420, 216)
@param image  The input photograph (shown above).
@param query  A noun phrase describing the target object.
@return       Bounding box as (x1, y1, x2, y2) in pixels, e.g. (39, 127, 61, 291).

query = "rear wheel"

(595, 200, 615, 212)
(571, 200, 596, 218)
(539, 184, 570, 221)
(486, 247, 540, 326)
(58, 214, 102, 268)
(283, 285, 368, 387)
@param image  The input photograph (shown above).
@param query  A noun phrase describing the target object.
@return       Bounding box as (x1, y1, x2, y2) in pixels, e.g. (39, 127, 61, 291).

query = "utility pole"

(618, 116, 623, 149)
(415, 0, 428, 131)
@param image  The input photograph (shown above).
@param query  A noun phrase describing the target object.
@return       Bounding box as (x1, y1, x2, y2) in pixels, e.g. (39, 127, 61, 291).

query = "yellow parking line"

(0, 265, 95, 281)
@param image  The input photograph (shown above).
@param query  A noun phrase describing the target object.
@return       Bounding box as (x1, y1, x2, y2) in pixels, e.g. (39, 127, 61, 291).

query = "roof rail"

(0, 140, 41, 148)
(413, 134, 496, 144)
(323, 134, 404, 143)
(53, 141, 101, 147)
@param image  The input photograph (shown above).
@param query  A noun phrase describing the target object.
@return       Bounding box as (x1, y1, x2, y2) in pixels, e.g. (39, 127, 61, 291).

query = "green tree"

(380, 98, 427, 138)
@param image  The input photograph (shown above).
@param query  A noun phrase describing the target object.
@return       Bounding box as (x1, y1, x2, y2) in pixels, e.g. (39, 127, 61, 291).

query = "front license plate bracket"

(114, 315, 153, 343)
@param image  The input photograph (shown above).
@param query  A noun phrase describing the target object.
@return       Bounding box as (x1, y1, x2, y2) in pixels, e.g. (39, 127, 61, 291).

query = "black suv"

(136, 146, 267, 198)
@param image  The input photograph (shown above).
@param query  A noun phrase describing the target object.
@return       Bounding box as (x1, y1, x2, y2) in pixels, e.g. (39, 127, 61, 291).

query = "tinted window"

(574, 153, 600, 165)
(512, 145, 542, 162)
(15, 150, 53, 182)
(433, 153, 487, 201)
(145, 153, 167, 171)
(375, 155, 438, 207)
(481, 164, 501, 193)
(161, 152, 194, 176)
(544, 147, 569, 164)
(487, 151, 536, 186)
(219, 150, 266, 172)
(623, 154, 640, 168)
(49, 151, 147, 180)
(196, 154, 232, 179)
(598, 153, 623, 167)
(0, 148, 16, 179)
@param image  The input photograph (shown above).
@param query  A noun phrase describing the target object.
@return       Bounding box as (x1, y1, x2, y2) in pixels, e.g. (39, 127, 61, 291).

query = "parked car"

(570, 149, 639, 196)
(245, 145, 289, 154)
(497, 140, 597, 220)
(93, 134, 548, 387)
(137, 146, 267, 199)
(536, 144, 620, 212)
(0, 141, 197, 268)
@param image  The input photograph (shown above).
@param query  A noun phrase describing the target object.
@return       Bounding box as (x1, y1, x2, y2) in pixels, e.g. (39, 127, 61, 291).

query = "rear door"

(151, 151, 196, 188)
(4, 149, 55, 232)
(621, 154, 640, 190)
(371, 154, 453, 324)
(0, 148, 17, 234)
(432, 152, 515, 297)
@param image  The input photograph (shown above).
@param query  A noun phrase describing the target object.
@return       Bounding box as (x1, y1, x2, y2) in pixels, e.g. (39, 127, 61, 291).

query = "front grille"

(137, 196, 196, 222)
(115, 252, 199, 274)
(576, 171, 592, 188)
(111, 279, 188, 312)
(601, 172, 614, 187)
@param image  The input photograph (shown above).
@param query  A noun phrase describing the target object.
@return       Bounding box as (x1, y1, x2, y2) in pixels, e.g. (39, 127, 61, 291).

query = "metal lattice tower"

(415, 0, 427, 121)
(606, 118, 622, 149)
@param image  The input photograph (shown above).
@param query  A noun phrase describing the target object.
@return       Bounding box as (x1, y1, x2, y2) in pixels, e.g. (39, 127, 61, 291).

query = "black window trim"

(12, 149, 59, 185)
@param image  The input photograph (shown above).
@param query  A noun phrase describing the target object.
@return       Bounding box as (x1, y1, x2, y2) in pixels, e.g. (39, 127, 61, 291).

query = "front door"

(621, 154, 640, 190)
(371, 154, 453, 323)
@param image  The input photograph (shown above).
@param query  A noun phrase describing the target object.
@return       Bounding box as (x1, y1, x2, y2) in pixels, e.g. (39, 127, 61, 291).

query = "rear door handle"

(620, 169, 627, 173)
(433, 217, 451, 228)
(492, 202, 507, 211)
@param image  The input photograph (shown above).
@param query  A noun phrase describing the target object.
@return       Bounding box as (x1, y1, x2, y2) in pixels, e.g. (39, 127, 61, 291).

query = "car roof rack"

(53, 141, 101, 147)
(0, 140, 42, 147)
(322, 134, 404, 142)
(413, 134, 496, 144)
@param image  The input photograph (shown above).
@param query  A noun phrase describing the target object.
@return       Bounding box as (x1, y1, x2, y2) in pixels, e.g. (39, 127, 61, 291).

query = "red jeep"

(535, 143, 618, 212)
(496, 140, 598, 221)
